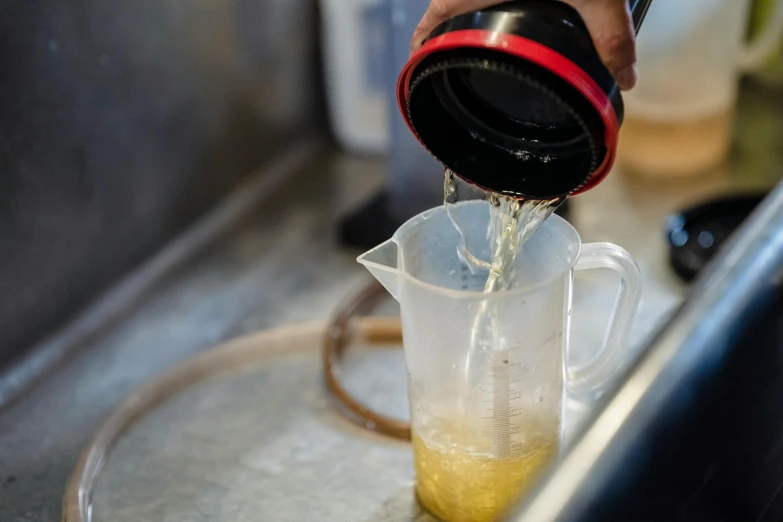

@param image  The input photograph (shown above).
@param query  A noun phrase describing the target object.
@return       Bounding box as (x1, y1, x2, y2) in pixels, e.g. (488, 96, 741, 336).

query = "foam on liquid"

(413, 429, 556, 522)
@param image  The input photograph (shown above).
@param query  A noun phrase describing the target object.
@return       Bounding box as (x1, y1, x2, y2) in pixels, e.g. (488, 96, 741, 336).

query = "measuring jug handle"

(567, 243, 642, 394)
(739, 0, 783, 72)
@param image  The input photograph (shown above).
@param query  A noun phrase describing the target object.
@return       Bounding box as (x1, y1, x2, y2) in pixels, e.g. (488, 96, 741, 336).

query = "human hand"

(411, 0, 638, 90)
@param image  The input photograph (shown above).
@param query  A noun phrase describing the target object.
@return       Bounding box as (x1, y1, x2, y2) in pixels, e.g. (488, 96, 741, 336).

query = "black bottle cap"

(666, 193, 767, 282)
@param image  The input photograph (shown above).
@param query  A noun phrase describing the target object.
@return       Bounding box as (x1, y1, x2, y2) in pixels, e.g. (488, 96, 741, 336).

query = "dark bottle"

(397, 0, 653, 200)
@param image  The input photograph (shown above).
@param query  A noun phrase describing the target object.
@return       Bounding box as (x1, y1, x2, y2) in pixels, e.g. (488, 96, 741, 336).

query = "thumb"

(565, 0, 638, 90)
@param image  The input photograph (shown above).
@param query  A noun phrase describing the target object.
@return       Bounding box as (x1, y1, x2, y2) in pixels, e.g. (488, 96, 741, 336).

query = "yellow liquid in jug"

(413, 431, 557, 522)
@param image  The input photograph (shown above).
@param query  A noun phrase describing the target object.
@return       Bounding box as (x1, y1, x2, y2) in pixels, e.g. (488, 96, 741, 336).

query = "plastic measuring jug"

(618, 0, 783, 177)
(358, 201, 642, 522)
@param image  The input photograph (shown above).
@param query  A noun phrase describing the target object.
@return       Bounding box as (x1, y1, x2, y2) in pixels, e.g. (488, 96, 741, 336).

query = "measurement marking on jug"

(484, 390, 521, 402)
(492, 350, 512, 457)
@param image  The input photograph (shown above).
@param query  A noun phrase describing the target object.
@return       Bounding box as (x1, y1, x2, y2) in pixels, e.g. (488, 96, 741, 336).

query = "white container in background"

(618, 0, 783, 178)
(321, 0, 389, 154)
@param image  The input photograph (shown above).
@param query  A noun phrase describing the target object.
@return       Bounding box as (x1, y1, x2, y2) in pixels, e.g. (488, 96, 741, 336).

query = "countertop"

(1, 82, 782, 521)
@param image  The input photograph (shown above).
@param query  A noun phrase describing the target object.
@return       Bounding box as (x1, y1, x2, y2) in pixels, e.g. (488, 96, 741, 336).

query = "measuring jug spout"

(358, 239, 401, 301)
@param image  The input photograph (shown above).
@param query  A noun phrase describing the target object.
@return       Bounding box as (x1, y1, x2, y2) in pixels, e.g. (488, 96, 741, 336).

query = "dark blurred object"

(339, 191, 571, 250)
(0, 0, 322, 370)
(339, 192, 400, 250)
(666, 193, 767, 281)
(509, 183, 783, 522)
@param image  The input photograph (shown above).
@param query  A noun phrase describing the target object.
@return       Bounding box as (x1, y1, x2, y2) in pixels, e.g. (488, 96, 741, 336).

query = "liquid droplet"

(468, 130, 486, 143)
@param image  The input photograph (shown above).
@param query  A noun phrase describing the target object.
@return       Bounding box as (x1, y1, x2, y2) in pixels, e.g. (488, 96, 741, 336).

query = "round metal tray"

(63, 318, 431, 522)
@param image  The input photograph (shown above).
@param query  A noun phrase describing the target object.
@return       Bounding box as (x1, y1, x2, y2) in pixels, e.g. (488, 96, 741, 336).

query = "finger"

(565, 0, 637, 89)
(411, 0, 499, 54)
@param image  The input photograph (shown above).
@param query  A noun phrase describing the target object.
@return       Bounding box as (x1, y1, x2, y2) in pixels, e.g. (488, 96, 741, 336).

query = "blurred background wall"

(0, 0, 323, 370)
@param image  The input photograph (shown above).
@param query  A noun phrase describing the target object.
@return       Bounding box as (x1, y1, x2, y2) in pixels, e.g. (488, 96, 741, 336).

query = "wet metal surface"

(90, 345, 423, 522)
(0, 152, 385, 520)
(0, 0, 320, 369)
